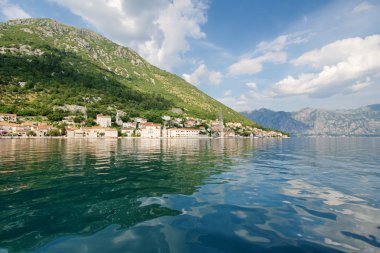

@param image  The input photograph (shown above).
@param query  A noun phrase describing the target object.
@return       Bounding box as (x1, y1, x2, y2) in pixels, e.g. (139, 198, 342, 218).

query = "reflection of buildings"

(1, 138, 282, 171)
(0, 138, 281, 253)
(1, 138, 266, 172)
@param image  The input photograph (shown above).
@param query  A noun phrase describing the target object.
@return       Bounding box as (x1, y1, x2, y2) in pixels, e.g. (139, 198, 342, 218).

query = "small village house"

(140, 122, 161, 138)
(0, 122, 19, 134)
(122, 122, 137, 128)
(131, 117, 148, 124)
(121, 128, 135, 137)
(82, 126, 103, 138)
(105, 128, 118, 138)
(35, 124, 54, 137)
(66, 126, 118, 138)
(167, 128, 200, 138)
(0, 113, 17, 122)
(96, 114, 111, 127)
(66, 127, 85, 138)
(18, 81, 26, 88)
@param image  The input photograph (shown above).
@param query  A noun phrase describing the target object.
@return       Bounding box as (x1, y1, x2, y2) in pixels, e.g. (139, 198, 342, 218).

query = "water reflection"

(0, 138, 261, 252)
(1, 138, 379, 253)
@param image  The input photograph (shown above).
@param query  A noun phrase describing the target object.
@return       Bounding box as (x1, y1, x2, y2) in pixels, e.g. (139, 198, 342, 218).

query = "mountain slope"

(0, 18, 259, 126)
(242, 105, 380, 136)
(242, 109, 310, 134)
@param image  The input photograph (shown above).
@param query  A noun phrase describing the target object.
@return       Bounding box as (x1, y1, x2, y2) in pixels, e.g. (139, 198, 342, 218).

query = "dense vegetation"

(0, 49, 172, 117)
(0, 18, 262, 127)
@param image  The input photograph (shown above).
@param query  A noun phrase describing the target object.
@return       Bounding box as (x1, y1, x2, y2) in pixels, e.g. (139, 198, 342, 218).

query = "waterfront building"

(66, 126, 118, 138)
(0, 113, 17, 122)
(140, 122, 161, 138)
(105, 128, 118, 138)
(167, 128, 200, 138)
(0, 122, 18, 133)
(35, 124, 54, 137)
(121, 128, 135, 137)
(66, 127, 85, 138)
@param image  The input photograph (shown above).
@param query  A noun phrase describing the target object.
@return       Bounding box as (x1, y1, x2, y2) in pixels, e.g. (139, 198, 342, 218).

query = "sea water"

(0, 138, 379, 253)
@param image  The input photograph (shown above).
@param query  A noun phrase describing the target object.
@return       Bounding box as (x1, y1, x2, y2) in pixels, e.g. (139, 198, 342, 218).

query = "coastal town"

(0, 111, 286, 139)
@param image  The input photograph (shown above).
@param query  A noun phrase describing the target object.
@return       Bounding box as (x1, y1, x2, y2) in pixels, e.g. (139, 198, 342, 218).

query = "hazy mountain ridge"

(242, 104, 380, 136)
(0, 18, 259, 127)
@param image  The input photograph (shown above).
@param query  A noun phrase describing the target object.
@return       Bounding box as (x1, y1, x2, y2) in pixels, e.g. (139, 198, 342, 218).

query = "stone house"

(131, 117, 148, 124)
(121, 128, 135, 137)
(35, 124, 54, 137)
(105, 128, 118, 138)
(0, 113, 17, 122)
(0, 122, 18, 133)
(66, 127, 86, 138)
(66, 126, 118, 138)
(122, 122, 137, 128)
(140, 122, 161, 138)
(167, 128, 200, 138)
(96, 114, 111, 127)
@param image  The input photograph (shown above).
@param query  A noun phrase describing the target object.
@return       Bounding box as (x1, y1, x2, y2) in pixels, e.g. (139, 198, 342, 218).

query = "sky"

(1, 0, 380, 112)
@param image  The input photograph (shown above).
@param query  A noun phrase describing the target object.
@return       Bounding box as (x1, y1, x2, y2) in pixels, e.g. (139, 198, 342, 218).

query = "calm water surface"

(0, 138, 379, 253)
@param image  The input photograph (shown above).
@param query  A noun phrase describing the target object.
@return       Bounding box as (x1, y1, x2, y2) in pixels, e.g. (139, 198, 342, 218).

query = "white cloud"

(218, 87, 277, 112)
(245, 82, 257, 90)
(53, 0, 208, 71)
(223, 90, 232, 96)
(0, 0, 31, 20)
(292, 35, 380, 67)
(273, 35, 380, 97)
(227, 51, 287, 76)
(350, 77, 372, 92)
(352, 1, 374, 13)
(182, 63, 222, 86)
(227, 32, 312, 77)
(256, 32, 313, 53)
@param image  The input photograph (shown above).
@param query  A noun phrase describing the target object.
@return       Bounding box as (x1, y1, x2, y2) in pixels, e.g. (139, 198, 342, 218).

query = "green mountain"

(0, 18, 261, 127)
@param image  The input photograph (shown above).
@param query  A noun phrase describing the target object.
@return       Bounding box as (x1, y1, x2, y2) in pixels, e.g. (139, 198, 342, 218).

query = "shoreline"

(0, 135, 288, 140)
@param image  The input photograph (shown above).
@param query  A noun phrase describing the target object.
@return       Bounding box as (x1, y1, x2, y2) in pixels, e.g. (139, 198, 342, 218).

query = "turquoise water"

(0, 138, 379, 253)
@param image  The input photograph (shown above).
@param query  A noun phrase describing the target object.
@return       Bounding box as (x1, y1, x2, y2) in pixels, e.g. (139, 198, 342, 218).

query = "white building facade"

(140, 122, 161, 138)
(0, 113, 17, 122)
(96, 114, 111, 127)
(168, 128, 200, 138)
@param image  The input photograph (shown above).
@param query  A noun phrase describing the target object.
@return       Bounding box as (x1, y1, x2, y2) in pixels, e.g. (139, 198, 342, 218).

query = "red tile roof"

(0, 113, 16, 117)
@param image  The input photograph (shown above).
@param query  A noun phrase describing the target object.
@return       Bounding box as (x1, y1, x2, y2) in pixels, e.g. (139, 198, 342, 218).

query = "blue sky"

(1, 0, 380, 112)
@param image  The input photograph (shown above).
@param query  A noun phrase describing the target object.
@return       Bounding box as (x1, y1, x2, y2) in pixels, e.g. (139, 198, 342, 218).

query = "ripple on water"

(0, 138, 379, 253)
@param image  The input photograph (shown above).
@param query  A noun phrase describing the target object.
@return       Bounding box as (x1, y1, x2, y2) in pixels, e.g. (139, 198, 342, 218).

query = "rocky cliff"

(242, 104, 380, 136)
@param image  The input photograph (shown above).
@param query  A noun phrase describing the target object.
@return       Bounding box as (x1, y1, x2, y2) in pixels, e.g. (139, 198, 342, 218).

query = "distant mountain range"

(241, 104, 380, 136)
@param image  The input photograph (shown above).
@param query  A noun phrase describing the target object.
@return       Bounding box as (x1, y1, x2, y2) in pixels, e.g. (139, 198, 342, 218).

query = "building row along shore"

(0, 113, 286, 139)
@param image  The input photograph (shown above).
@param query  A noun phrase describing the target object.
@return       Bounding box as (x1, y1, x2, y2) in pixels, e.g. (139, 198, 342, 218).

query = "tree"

(27, 131, 36, 136)
(84, 118, 96, 126)
(56, 123, 67, 135)
(73, 115, 85, 123)
(144, 111, 163, 123)
(47, 129, 61, 136)
(47, 110, 68, 122)
(120, 115, 129, 122)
